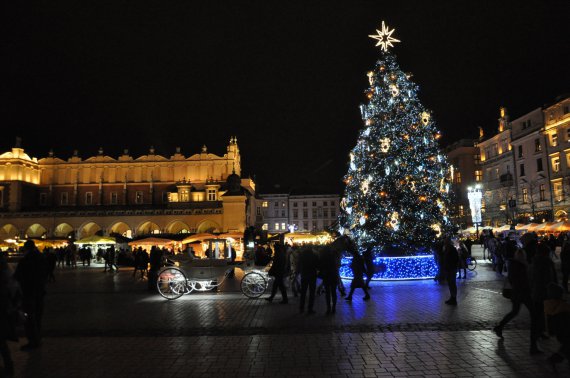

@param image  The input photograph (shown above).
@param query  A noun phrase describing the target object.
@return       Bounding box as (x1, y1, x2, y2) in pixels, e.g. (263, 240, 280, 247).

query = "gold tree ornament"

(367, 71, 375, 85)
(369, 21, 401, 52)
(379, 137, 391, 153)
(389, 84, 399, 97)
(421, 111, 430, 125)
(389, 212, 400, 231)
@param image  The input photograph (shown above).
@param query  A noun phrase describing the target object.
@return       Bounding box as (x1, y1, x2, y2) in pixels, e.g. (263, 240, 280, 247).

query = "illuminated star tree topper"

(368, 21, 400, 52)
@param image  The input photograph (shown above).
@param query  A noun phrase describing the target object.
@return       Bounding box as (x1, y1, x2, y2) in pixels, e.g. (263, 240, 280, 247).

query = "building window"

(274, 210, 279, 217)
(519, 164, 525, 177)
(274, 223, 279, 231)
(474, 153, 480, 163)
(456, 171, 461, 184)
(312, 221, 317, 230)
(161, 192, 168, 203)
(331, 208, 336, 217)
(564, 105, 569, 114)
(303, 209, 308, 218)
(256, 206, 261, 216)
(262, 224, 268, 231)
(517, 145, 523, 158)
(274, 201, 278, 207)
(552, 133, 558, 147)
(293, 202, 298, 207)
(323, 209, 328, 218)
(135, 191, 144, 204)
(311, 201, 316, 206)
(312, 209, 317, 218)
(281, 210, 285, 217)
(60, 192, 68, 205)
(207, 189, 216, 201)
(303, 202, 307, 207)
(303, 221, 308, 230)
(85, 192, 93, 205)
(323, 201, 328, 206)
(536, 158, 543, 172)
(293, 209, 298, 218)
(39, 193, 47, 206)
(522, 188, 528, 204)
(475, 170, 482, 182)
(539, 184, 546, 201)
(553, 157, 561, 173)
(281, 222, 286, 230)
(535, 139, 541, 152)
(554, 182, 563, 202)
(262, 201, 268, 207)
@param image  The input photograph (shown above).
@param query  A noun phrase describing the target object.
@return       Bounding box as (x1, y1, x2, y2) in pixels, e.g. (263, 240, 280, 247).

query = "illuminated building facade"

(0, 138, 256, 241)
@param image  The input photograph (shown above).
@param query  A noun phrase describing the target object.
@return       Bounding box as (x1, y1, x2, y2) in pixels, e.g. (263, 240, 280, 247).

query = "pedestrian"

(265, 243, 288, 304)
(443, 237, 459, 305)
(319, 246, 339, 314)
(0, 252, 22, 376)
(13, 240, 48, 350)
(138, 249, 149, 279)
(133, 248, 141, 277)
(108, 246, 118, 272)
(148, 246, 163, 291)
(457, 240, 468, 280)
(543, 283, 570, 368)
(493, 249, 541, 355)
(45, 248, 57, 283)
(532, 243, 558, 338)
(345, 249, 370, 301)
(363, 247, 375, 289)
(298, 246, 318, 312)
(560, 235, 570, 293)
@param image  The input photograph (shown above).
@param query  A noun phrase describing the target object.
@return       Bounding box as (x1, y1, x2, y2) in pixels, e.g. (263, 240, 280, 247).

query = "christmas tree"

(339, 21, 452, 254)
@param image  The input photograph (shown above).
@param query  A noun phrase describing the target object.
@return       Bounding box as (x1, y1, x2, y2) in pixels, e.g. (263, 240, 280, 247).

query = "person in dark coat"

(493, 249, 541, 354)
(45, 248, 57, 283)
(345, 250, 370, 301)
(443, 238, 459, 305)
(319, 246, 339, 314)
(298, 246, 319, 313)
(13, 240, 48, 350)
(532, 243, 558, 337)
(148, 246, 164, 291)
(363, 247, 375, 290)
(560, 236, 570, 293)
(0, 252, 21, 376)
(544, 283, 570, 367)
(265, 243, 288, 304)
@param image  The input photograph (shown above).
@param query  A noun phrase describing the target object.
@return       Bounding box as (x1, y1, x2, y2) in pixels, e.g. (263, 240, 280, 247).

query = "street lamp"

(467, 184, 483, 238)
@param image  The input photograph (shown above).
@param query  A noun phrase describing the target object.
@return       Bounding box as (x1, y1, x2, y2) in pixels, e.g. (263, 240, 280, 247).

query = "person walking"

(148, 246, 163, 291)
(13, 240, 48, 350)
(363, 247, 375, 289)
(345, 250, 370, 301)
(298, 246, 318, 313)
(560, 235, 570, 293)
(443, 237, 459, 305)
(265, 243, 288, 304)
(457, 240, 468, 280)
(493, 249, 541, 355)
(0, 252, 21, 376)
(532, 243, 558, 338)
(320, 246, 339, 314)
(543, 283, 570, 368)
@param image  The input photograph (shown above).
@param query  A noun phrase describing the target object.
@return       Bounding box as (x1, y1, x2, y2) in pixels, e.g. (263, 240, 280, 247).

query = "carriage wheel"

(241, 272, 267, 298)
(157, 267, 188, 300)
(467, 257, 477, 271)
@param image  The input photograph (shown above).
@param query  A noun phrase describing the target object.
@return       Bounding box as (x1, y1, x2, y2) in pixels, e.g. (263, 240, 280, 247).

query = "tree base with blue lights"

(340, 254, 438, 281)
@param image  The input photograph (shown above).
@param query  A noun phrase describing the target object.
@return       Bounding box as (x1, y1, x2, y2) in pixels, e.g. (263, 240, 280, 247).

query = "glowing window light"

(340, 255, 438, 280)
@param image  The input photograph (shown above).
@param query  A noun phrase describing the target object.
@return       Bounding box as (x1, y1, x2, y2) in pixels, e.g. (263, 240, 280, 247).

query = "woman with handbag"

(493, 249, 541, 355)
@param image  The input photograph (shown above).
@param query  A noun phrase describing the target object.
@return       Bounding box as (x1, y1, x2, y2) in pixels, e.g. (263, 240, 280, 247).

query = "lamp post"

(467, 184, 483, 239)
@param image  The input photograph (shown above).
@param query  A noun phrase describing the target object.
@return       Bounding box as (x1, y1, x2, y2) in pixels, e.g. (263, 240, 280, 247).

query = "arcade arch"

(0, 224, 19, 240)
(166, 220, 191, 234)
(196, 220, 220, 234)
(25, 223, 47, 238)
(109, 222, 132, 238)
(78, 222, 102, 239)
(54, 223, 74, 238)
(137, 221, 160, 236)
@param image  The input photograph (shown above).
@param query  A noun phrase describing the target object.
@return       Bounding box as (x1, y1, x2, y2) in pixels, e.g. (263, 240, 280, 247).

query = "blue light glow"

(340, 255, 438, 280)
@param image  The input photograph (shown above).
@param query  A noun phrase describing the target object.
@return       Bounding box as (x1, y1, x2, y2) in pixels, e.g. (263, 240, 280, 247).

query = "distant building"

(257, 188, 339, 233)
(478, 107, 517, 227)
(0, 138, 256, 241)
(543, 95, 570, 220)
(510, 108, 551, 223)
(445, 139, 480, 228)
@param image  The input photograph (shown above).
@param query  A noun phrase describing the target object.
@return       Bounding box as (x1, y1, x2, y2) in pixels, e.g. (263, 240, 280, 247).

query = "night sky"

(3, 1, 569, 193)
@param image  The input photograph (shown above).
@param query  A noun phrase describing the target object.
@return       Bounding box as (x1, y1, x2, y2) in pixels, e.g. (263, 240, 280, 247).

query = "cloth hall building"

(0, 138, 256, 241)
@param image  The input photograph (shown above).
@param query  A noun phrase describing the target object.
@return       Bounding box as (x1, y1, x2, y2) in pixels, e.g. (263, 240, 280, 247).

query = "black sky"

(2, 1, 569, 193)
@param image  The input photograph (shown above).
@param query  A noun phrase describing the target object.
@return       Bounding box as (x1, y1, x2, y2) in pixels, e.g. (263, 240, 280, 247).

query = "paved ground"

(4, 246, 570, 377)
